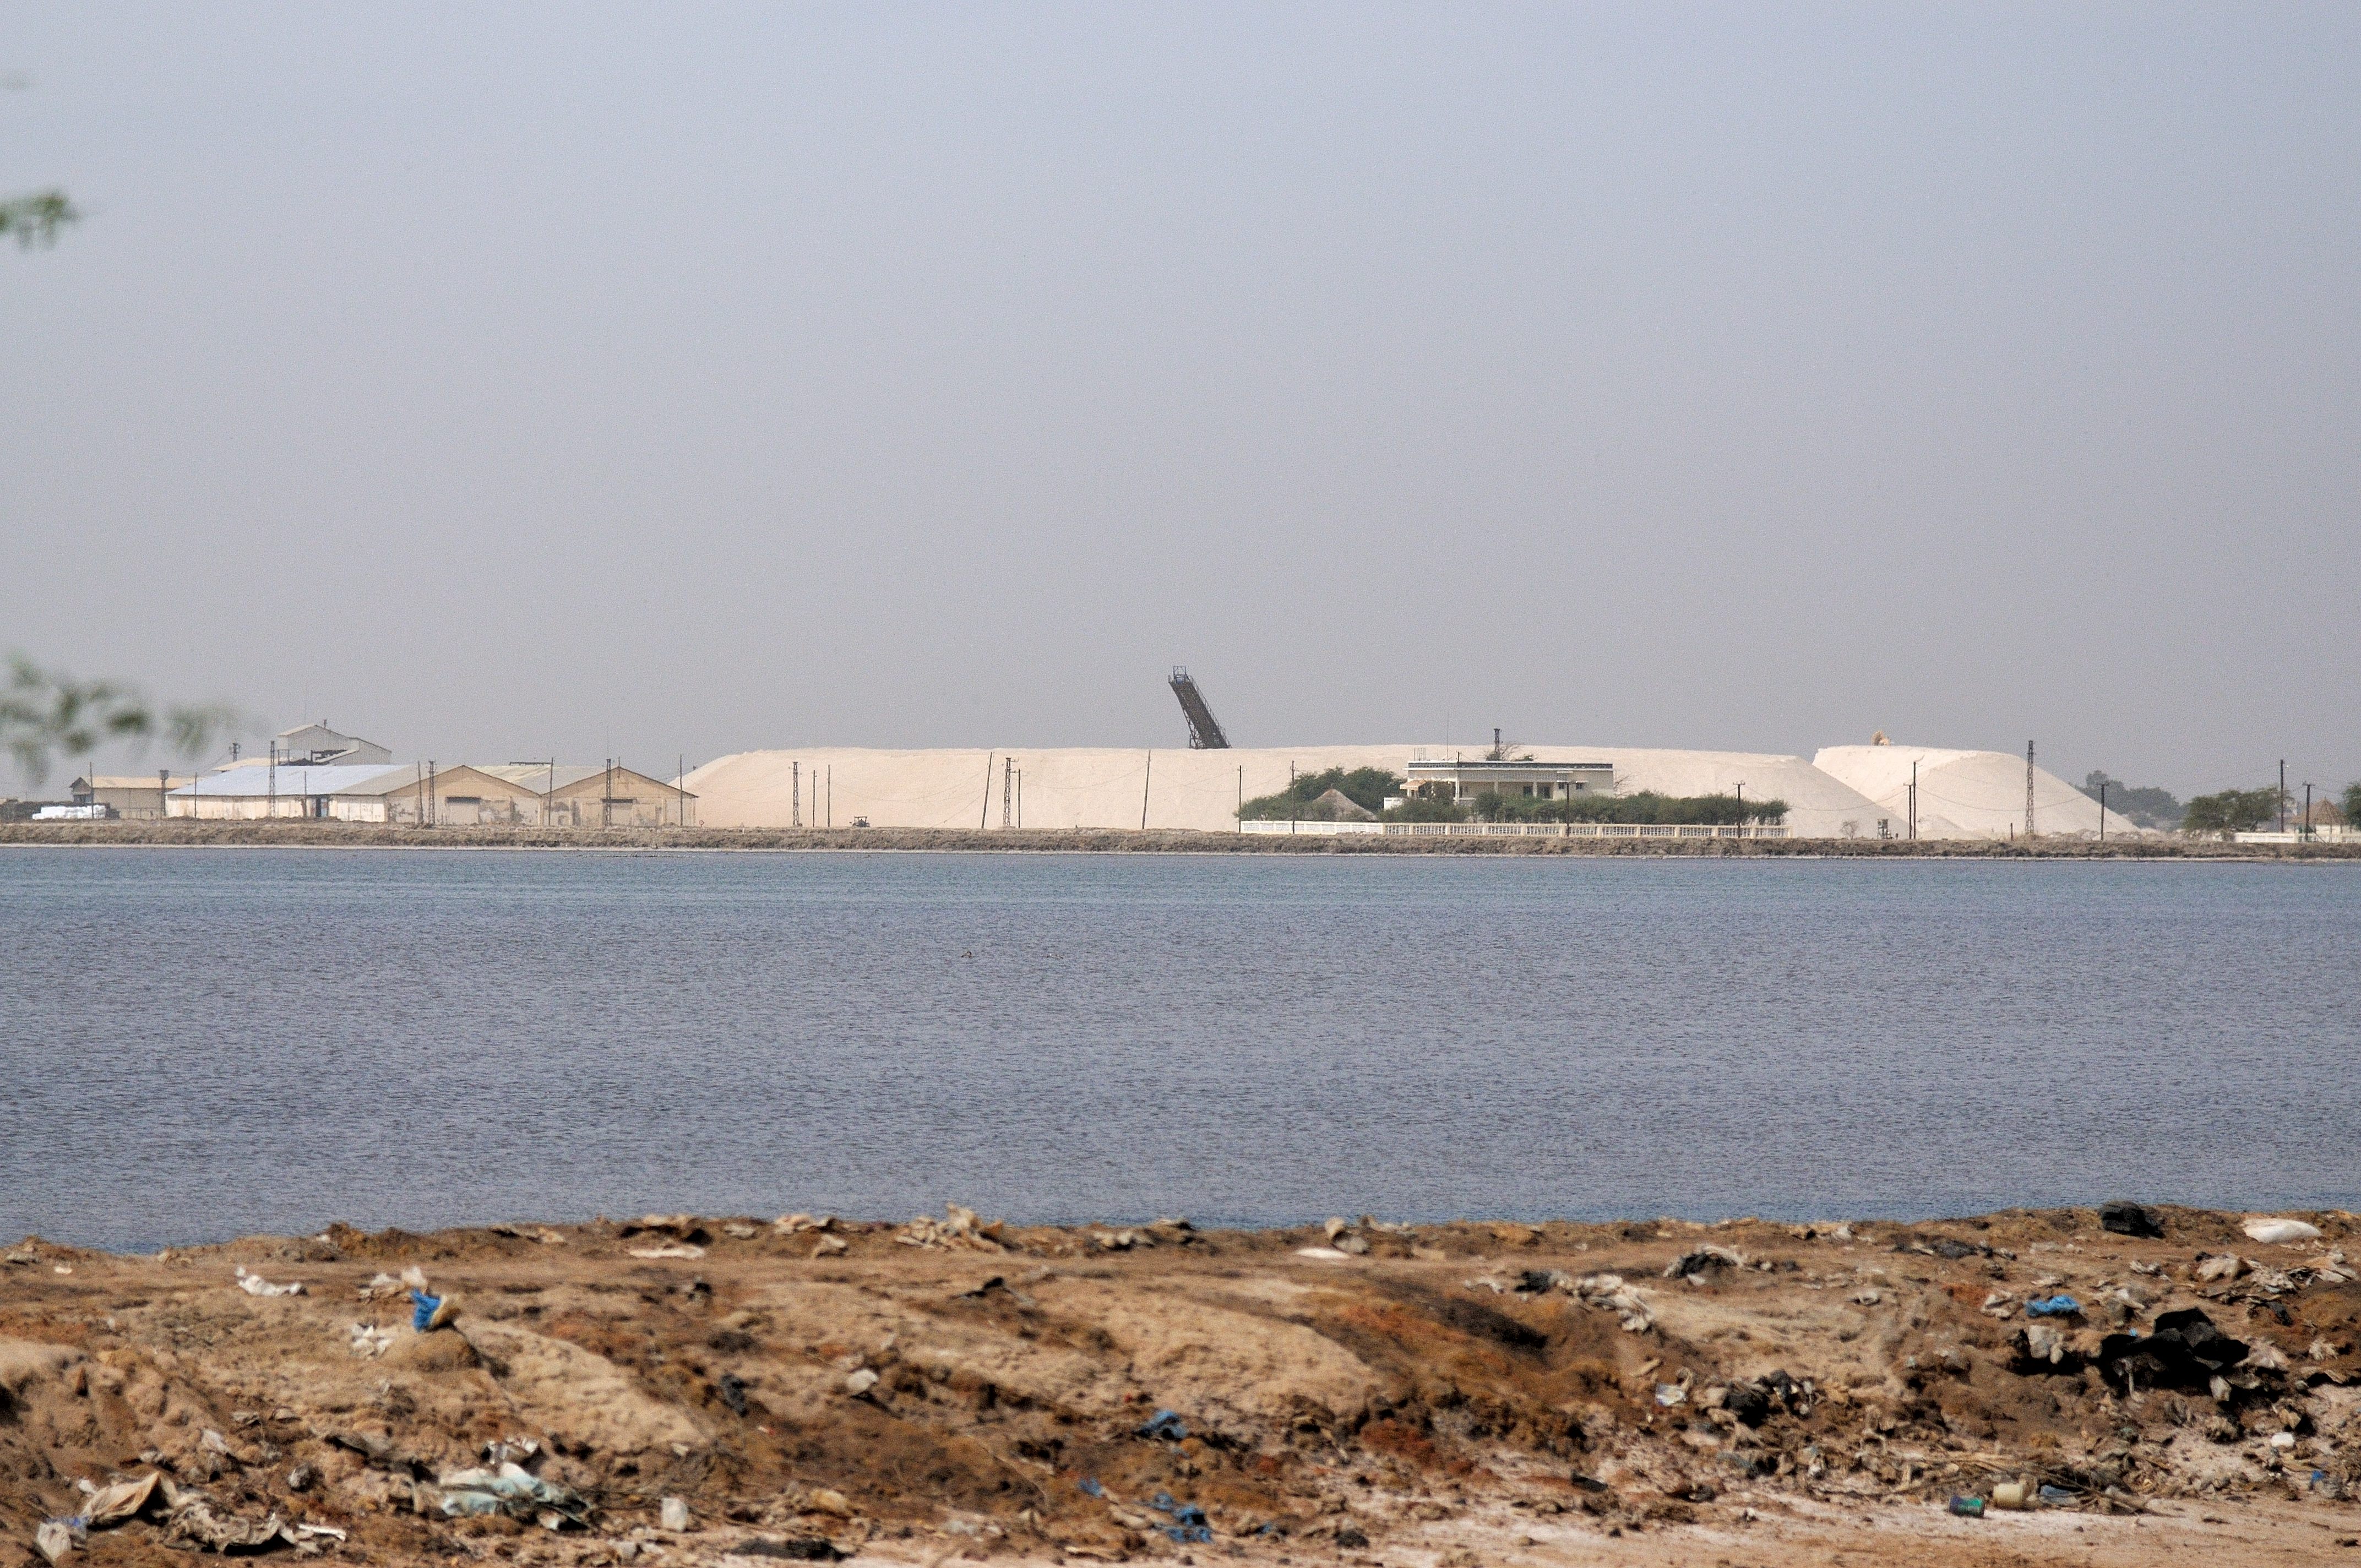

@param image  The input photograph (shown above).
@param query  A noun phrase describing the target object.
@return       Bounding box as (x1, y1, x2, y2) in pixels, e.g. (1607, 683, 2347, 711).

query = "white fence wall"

(1239, 820, 1787, 840)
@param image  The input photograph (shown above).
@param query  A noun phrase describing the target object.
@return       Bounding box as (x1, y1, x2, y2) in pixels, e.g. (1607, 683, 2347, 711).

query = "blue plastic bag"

(2024, 1295, 2080, 1317)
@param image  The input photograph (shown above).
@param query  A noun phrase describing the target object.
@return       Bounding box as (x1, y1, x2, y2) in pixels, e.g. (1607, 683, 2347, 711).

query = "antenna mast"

(2025, 741, 2036, 838)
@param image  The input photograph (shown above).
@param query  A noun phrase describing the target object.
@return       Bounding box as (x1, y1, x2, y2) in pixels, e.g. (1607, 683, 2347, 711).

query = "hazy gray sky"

(7, 3, 2356, 797)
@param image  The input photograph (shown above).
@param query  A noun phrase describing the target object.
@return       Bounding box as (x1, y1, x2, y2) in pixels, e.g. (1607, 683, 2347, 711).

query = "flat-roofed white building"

(1403, 755, 1615, 803)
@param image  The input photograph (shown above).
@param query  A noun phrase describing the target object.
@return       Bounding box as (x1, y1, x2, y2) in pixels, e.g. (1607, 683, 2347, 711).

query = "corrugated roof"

(477, 764, 608, 792)
(171, 765, 409, 797)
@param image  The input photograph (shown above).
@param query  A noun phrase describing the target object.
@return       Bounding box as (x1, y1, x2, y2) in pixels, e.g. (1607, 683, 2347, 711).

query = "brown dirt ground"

(4, 1207, 2358, 1567)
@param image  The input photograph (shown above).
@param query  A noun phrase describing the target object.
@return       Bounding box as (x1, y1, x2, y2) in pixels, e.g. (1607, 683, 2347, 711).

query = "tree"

(2080, 771, 2183, 829)
(0, 189, 75, 247)
(2181, 787, 2281, 836)
(1, 657, 239, 785)
(4, 73, 78, 249)
(1237, 766, 1402, 820)
(2343, 782, 2361, 831)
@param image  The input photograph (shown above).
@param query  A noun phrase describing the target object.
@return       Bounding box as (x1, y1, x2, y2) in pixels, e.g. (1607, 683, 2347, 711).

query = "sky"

(5, 3, 2357, 799)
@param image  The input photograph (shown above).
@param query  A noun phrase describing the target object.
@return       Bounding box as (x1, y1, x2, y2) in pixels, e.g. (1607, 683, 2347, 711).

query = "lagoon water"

(4, 847, 2357, 1251)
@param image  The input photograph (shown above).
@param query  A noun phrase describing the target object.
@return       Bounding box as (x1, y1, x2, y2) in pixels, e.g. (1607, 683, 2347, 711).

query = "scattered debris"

(1565, 1272, 1656, 1333)
(1145, 1490, 1211, 1544)
(897, 1204, 1004, 1251)
(422, 1463, 590, 1528)
(1663, 1245, 1745, 1280)
(233, 1267, 305, 1297)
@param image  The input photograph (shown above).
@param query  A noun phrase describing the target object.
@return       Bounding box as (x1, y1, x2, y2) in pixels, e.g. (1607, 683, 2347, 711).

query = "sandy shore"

(6, 822, 2354, 858)
(4, 1206, 2356, 1566)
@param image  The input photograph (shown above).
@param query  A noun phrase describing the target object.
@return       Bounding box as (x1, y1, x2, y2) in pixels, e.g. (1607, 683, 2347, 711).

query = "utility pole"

(1908, 760, 1917, 841)
(159, 767, 170, 823)
(1001, 755, 1014, 827)
(1015, 767, 1021, 830)
(2098, 778, 2107, 842)
(826, 764, 831, 829)
(1736, 781, 1744, 839)
(2303, 781, 2313, 841)
(1140, 749, 1152, 830)
(2280, 759, 2287, 833)
(2025, 742, 2036, 839)
(1237, 765, 1243, 832)
(979, 753, 994, 830)
(428, 761, 438, 828)
(1290, 761, 1297, 835)
(792, 760, 801, 829)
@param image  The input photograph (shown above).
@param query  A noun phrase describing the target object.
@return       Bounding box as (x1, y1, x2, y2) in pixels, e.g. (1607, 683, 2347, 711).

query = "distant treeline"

(1237, 767, 1786, 826)
(2083, 771, 2361, 835)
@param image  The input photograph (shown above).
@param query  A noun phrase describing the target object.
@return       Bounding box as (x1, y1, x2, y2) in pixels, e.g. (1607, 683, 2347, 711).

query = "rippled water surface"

(5, 847, 2358, 1250)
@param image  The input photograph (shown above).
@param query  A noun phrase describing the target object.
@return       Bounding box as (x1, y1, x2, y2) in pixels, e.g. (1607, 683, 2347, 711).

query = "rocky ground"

(5, 1206, 2359, 1567)
(7, 823, 2357, 857)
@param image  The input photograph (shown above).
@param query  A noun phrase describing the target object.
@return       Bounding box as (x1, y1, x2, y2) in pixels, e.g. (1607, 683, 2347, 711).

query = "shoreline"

(4, 1205, 2354, 1566)
(5, 820, 2354, 859)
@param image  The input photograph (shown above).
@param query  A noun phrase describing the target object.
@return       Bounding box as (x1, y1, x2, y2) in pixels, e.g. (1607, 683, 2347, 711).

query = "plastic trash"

(1948, 1495, 1984, 1517)
(34, 1518, 86, 1565)
(1135, 1409, 1187, 1441)
(2243, 1217, 2323, 1245)
(411, 1291, 444, 1331)
(2099, 1202, 2164, 1240)
(1990, 1480, 2031, 1510)
(660, 1497, 691, 1532)
(427, 1464, 590, 1528)
(2025, 1295, 2080, 1317)
(233, 1267, 305, 1297)
(1147, 1493, 1212, 1544)
(1078, 1478, 1105, 1499)
(2038, 1484, 2076, 1506)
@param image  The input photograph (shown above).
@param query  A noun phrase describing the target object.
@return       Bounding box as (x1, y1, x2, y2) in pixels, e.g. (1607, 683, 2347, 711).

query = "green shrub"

(1382, 790, 1786, 825)
(1236, 766, 1402, 820)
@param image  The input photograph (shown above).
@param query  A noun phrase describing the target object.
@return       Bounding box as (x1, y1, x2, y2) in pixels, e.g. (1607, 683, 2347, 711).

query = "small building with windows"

(271, 723, 393, 766)
(1403, 755, 1617, 803)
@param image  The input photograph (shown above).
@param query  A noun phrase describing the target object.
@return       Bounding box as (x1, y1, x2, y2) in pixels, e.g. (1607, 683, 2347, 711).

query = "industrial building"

(476, 764, 695, 827)
(168, 764, 426, 820)
(270, 723, 391, 767)
(68, 774, 195, 820)
(165, 759, 693, 826)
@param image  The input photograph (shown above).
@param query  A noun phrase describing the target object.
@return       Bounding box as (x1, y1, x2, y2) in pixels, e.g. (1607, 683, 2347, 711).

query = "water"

(4, 847, 2357, 1252)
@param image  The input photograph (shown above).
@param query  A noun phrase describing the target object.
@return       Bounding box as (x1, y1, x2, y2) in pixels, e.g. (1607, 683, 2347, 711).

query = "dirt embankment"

(4, 1206, 2358, 1567)
(4, 822, 2353, 858)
